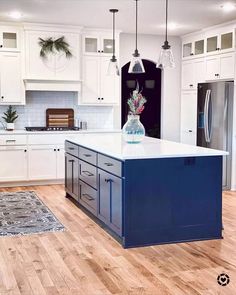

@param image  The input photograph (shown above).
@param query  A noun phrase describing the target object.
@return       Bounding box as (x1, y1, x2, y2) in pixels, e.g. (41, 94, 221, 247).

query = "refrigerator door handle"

(204, 89, 211, 143)
(207, 90, 213, 142)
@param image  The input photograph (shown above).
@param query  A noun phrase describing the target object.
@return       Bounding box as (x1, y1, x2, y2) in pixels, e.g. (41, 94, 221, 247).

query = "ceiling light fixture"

(157, 0, 175, 69)
(107, 9, 120, 76)
(128, 0, 145, 74)
(9, 11, 22, 19)
(221, 2, 236, 12)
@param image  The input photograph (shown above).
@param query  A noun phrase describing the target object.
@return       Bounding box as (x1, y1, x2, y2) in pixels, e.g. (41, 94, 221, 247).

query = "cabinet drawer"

(98, 154, 122, 177)
(79, 146, 97, 165)
(79, 181, 97, 215)
(65, 141, 79, 157)
(79, 160, 97, 189)
(0, 135, 27, 146)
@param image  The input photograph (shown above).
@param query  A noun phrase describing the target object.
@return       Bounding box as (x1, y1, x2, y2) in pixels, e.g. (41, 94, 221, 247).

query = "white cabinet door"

(182, 61, 194, 90)
(57, 146, 65, 179)
(0, 52, 25, 104)
(100, 56, 119, 104)
(0, 146, 28, 182)
(220, 53, 234, 80)
(194, 58, 205, 86)
(28, 145, 57, 180)
(205, 56, 220, 81)
(82, 56, 100, 104)
(180, 91, 197, 145)
(0, 27, 21, 52)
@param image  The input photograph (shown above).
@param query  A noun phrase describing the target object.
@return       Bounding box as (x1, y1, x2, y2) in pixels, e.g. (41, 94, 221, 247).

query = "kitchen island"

(65, 133, 227, 248)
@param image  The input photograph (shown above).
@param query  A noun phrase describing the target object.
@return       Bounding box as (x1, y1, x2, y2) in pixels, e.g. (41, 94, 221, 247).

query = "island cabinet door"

(98, 169, 122, 236)
(65, 153, 79, 200)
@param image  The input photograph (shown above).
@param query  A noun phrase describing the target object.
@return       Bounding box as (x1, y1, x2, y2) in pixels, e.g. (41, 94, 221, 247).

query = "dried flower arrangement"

(127, 84, 147, 115)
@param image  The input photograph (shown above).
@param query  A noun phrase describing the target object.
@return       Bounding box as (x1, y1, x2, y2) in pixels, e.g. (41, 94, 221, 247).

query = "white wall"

(117, 33, 182, 142)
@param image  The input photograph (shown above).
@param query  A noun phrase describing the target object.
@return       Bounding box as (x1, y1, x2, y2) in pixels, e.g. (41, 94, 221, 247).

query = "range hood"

(24, 79, 82, 92)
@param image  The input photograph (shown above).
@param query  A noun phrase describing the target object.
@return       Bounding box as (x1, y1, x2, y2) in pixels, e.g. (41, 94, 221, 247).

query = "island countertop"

(67, 132, 228, 160)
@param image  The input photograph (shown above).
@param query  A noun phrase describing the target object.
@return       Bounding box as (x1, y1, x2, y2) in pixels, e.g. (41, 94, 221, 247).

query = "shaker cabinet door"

(98, 169, 122, 235)
(65, 153, 79, 200)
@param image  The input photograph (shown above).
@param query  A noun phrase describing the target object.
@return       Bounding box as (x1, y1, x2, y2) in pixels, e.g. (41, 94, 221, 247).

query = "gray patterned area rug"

(0, 191, 65, 237)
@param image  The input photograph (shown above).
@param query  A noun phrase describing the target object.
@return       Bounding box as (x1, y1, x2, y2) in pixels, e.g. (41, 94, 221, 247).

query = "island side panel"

(123, 156, 222, 248)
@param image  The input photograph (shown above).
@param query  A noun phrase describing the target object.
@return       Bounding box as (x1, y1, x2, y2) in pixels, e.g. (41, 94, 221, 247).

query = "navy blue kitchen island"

(65, 133, 227, 248)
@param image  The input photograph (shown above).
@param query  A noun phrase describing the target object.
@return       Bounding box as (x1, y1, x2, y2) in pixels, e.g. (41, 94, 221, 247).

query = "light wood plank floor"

(0, 185, 235, 295)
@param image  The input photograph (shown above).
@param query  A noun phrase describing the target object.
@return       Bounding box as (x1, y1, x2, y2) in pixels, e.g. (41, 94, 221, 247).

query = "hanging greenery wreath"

(38, 36, 73, 59)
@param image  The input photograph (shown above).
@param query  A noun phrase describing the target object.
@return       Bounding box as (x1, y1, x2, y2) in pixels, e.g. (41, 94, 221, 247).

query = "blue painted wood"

(123, 156, 222, 248)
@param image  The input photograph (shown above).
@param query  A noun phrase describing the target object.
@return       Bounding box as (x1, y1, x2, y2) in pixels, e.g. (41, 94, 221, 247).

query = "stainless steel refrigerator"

(197, 81, 234, 190)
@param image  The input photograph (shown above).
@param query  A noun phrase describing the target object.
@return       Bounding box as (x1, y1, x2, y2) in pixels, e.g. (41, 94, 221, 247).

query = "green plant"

(2, 106, 18, 123)
(38, 36, 73, 59)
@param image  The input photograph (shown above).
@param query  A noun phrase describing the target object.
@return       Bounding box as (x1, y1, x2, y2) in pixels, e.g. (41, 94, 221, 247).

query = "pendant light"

(107, 9, 119, 76)
(128, 0, 145, 74)
(157, 0, 175, 69)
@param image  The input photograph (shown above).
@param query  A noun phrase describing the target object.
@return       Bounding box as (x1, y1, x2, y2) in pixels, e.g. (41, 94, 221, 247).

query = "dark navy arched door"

(121, 59, 162, 138)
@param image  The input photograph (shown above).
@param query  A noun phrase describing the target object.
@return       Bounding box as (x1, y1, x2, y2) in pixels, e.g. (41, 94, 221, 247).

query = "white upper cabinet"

(0, 52, 25, 105)
(82, 33, 118, 56)
(0, 26, 21, 52)
(206, 52, 234, 81)
(81, 30, 120, 105)
(24, 26, 81, 81)
(182, 58, 205, 90)
(206, 27, 234, 56)
(182, 35, 205, 59)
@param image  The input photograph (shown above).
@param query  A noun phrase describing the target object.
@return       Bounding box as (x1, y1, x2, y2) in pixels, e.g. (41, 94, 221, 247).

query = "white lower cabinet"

(180, 91, 197, 145)
(57, 146, 65, 179)
(0, 146, 28, 181)
(28, 145, 57, 180)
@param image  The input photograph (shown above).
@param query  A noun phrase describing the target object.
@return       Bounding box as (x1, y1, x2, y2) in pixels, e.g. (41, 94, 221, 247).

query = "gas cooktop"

(25, 127, 80, 131)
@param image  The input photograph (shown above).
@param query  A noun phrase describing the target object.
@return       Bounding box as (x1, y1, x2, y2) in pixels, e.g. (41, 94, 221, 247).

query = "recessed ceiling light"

(221, 2, 236, 12)
(8, 11, 22, 19)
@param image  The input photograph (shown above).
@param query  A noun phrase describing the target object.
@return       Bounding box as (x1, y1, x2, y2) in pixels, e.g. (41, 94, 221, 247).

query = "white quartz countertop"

(0, 129, 120, 135)
(68, 133, 228, 160)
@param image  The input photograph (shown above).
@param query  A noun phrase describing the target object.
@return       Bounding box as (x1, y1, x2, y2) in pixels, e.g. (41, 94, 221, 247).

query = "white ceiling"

(0, 0, 236, 36)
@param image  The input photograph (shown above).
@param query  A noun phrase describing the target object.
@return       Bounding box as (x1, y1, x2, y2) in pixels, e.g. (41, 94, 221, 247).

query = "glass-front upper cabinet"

(0, 27, 21, 51)
(206, 29, 234, 55)
(83, 35, 114, 55)
(182, 37, 205, 59)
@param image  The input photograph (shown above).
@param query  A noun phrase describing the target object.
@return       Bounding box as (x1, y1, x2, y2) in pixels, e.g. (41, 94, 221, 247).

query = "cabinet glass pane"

(221, 32, 233, 50)
(85, 38, 98, 53)
(207, 36, 217, 52)
(103, 39, 113, 53)
(3, 32, 17, 48)
(195, 40, 204, 55)
(183, 43, 192, 57)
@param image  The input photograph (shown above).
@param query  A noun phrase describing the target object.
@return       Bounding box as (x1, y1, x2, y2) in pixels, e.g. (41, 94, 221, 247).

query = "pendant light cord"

(165, 0, 168, 42)
(135, 0, 138, 51)
(113, 11, 115, 58)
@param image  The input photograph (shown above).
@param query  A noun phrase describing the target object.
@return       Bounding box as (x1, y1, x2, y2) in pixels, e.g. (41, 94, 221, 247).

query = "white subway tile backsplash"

(0, 91, 114, 130)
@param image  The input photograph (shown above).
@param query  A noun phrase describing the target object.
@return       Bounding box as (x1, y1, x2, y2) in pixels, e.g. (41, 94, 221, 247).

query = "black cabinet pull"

(104, 162, 113, 167)
(190, 53, 194, 56)
(84, 154, 92, 157)
(58, 149, 60, 151)
(54, 149, 56, 151)
(82, 170, 94, 176)
(105, 178, 113, 183)
(98, 97, 100, 100)
(1, 96, 4, 99)
(69, 159, 74, 163)
(189, 84, 193, 87)
(101, 97, 104, 100)
(188, 130, 193, 133)
(68, 147, 74, 150)
(98, 50, 100, 53)
(0, 45, 2, 48)
(82, 193, 94, 201)
(24, 149, 27, 152)
(101, 50, 104, 53)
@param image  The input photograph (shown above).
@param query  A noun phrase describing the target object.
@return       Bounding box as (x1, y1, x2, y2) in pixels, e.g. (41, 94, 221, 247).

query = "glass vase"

(122, 114, 145, 144)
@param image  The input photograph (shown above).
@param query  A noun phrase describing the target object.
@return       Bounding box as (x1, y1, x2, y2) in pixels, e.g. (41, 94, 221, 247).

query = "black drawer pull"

(68, 147, 75, 150)
(104, 162, 114, 167)
(82, 170, 94, 176)
(84, 154, 92, 157)
(82, 193, 94, 201)
(105, 178, 113, 183)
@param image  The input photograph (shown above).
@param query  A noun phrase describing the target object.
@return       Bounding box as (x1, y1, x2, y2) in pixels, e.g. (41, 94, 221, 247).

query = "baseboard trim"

(0, 179, 64, 188)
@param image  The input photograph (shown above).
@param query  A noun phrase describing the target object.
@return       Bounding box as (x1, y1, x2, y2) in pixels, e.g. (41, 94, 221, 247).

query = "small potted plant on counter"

(2, 106, 18, 131)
